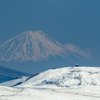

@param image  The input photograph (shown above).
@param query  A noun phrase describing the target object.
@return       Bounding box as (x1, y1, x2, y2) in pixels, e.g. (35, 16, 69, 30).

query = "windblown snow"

(0, 67, 100, 100)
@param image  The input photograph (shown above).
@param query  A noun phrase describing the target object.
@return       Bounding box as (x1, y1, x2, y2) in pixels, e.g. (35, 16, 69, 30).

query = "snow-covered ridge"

(0, 30, 90, 62)
(1, 67, 100, 100)
(0, 76, 28, 87)
(0, 30, 68, 62)
(17, 67, 100, 88)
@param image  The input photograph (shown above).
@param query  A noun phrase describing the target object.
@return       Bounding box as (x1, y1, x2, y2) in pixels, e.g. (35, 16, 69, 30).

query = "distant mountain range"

(0, 65, 31, 83)
(0, 30, 90, 62)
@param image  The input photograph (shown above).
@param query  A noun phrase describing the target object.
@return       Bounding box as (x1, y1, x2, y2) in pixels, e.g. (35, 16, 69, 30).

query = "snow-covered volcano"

(0, 30, 68, 62)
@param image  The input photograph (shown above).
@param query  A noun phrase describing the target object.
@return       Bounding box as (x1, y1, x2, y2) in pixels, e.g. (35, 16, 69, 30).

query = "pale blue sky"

(0, 0, 100, 48)
(0, 0, 100, 73)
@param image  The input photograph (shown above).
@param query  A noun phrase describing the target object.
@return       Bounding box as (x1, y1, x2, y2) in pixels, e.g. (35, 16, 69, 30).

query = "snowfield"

(0, 86, 100, 100)
(0, 67, 100, 100)
(0, 76, 28, 87)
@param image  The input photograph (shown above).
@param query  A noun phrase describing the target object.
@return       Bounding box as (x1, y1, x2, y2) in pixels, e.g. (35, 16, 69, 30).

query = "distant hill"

(0, 65, 31, 83)
(17, 67, 100, 88)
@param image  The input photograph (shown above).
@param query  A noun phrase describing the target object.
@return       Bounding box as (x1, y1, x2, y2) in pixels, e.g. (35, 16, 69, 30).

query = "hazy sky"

(0, 0, 100, 48)
(0, 0, 100, 73)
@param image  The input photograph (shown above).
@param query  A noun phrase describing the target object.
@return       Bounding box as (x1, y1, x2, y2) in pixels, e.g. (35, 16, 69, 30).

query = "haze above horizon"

(0, 0, 100, 74)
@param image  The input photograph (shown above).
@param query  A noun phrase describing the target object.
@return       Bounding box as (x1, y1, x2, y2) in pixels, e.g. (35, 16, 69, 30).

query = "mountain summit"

(0, 30, 68, 62)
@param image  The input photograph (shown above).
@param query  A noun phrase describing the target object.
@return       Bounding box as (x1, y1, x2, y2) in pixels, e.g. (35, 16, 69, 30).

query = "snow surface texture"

(0, 76, 28, 87)
(17, 67, 100, 88)
(0, 67, 100, 100)
(0, 30, 89, 62)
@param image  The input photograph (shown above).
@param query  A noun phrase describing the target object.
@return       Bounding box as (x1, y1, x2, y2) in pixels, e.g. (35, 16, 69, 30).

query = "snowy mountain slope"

(1, 67, 100, 100)
(0, 30, 68, 62)
(0, 30, 91, 63)
(0, 65, 31, 83)
(65, 44, 91, 58)
(0, 67, 100, 100)
(0, 76, 28, 87)
(17, 67, 100, 88)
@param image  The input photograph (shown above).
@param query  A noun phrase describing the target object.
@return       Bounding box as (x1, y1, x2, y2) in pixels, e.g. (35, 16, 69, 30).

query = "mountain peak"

(0, 30, 68, 62)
